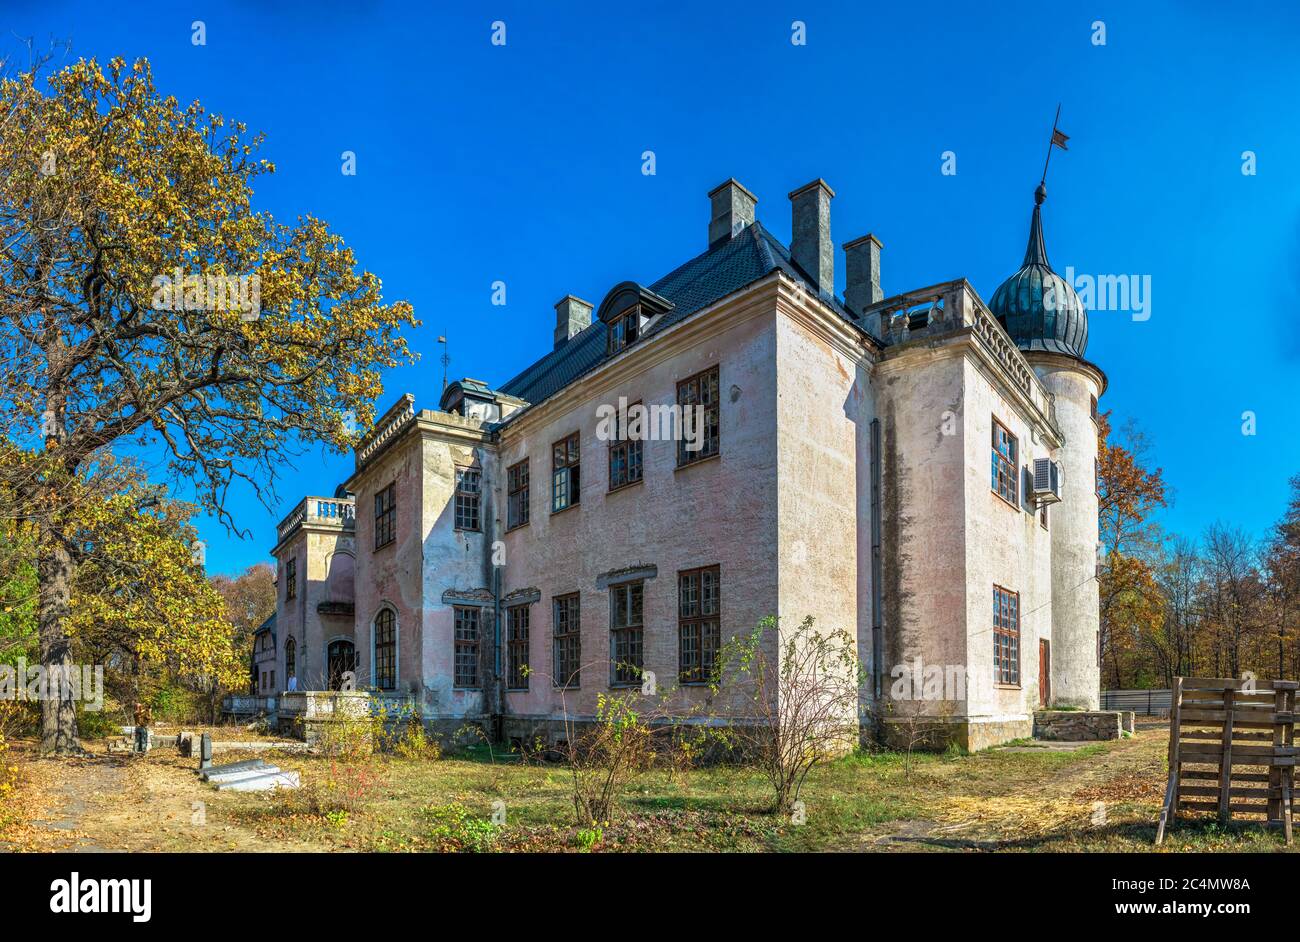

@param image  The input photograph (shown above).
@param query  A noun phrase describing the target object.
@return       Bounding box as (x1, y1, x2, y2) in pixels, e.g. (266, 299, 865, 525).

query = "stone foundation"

(1033, 710, 1133, 741)
(877, 716, 1033, 752)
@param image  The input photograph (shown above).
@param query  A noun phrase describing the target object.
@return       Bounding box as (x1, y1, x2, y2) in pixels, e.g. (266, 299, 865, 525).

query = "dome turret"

(988, 184, 1088, 358)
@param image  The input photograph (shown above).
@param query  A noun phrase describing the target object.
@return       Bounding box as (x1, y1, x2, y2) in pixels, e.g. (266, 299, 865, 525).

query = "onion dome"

(988, 183, 1087, 358)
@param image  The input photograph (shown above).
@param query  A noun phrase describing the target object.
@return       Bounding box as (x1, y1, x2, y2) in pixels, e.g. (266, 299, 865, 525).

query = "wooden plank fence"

(1155, 677, 1297, 845)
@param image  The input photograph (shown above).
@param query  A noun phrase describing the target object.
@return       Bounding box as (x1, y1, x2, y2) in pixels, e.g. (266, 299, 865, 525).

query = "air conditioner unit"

(1031, 458, 1062, 505)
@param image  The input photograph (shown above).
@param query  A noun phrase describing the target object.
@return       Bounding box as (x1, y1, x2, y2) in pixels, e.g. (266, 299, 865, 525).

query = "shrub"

(566, 692, 656, 827)
(306, 710, 377, 759)
(421, 802, 499, 852)
(393, 714, 440, 760)
(288, 758, 382, 817)
(717, 616, 864, 814)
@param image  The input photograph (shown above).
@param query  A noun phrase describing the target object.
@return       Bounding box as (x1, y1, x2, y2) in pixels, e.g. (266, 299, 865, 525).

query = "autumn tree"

(211, 563, 275, 636)
(0, 57, 416, 752)
(1096, 412, 1167, 688)
(1150, 537, 1201, 684)
(1263, 474, 1300, 677)
(66, 473, 246, 710)
(1199, 523, 1264, 678)
(206, 562, 276, 714)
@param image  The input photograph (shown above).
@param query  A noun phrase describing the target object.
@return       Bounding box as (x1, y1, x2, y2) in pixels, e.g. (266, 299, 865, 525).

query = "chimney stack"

(788, 179, 834, 295)
(708, 178, 757, 248)
(553, 295, 593, 348)
(843, 234, 883, 318)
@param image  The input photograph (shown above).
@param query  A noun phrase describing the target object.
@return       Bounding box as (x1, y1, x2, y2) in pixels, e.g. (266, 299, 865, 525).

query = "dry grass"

(0, 723, 1295, 853)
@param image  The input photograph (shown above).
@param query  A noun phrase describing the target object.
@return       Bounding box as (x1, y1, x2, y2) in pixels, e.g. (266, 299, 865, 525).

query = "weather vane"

(1039, 103, 1070, 196)
(438, 334, 450, 392)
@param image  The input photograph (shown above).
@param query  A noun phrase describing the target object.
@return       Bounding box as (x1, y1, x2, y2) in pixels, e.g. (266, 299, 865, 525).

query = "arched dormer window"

(374, 608, 397, 690)
(597, 282, 674, 357)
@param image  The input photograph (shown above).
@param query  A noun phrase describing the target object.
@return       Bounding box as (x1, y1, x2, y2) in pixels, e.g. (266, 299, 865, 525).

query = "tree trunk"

(37, 516, 79, 754)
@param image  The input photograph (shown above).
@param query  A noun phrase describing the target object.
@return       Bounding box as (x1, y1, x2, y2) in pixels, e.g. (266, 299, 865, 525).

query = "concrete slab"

(199, 759, 270, 781)
(204, 766, 282, 786)
(214, 769, 301, 792)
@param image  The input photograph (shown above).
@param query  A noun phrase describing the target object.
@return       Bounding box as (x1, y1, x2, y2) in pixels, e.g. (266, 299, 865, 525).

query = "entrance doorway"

(327, 639, 356, 690)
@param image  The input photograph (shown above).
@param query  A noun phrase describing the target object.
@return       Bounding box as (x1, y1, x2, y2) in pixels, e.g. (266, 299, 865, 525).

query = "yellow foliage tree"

(0, 57, 417, 752)
(1096, 412, 1168, 688)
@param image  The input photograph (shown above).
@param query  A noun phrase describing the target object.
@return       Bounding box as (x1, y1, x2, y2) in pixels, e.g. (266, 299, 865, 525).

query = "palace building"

(266, 175, 1104, 750)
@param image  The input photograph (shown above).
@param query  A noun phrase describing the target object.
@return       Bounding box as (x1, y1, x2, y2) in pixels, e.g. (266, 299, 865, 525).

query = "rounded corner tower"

(989, 183, 1105, 710)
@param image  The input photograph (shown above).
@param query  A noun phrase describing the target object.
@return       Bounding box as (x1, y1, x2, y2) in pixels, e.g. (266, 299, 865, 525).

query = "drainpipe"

(493, 561, 503, 713)
(870, 418, 884, 709)
(491, 490, 504, 743)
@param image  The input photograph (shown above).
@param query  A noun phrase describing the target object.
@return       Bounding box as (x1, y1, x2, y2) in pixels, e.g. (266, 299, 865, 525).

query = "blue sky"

(9, 0, 1300, 574)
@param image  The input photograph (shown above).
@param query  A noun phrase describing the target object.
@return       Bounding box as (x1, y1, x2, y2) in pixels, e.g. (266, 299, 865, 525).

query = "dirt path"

(859, 727, 1169, 851)
(2, 739, 332, 853)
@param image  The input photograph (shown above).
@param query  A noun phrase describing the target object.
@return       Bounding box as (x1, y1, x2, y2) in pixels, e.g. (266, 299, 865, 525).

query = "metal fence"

(1101, 688, 1172, 715)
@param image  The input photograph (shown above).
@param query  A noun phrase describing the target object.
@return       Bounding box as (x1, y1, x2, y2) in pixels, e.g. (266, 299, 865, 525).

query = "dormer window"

(596, 281, 675, 360)
(438, 378, 506, 422)
(607, 306, 641, 355)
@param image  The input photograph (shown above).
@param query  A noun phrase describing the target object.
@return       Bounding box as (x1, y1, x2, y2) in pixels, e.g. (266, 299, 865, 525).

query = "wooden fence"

(1155, 677, 1296, 845)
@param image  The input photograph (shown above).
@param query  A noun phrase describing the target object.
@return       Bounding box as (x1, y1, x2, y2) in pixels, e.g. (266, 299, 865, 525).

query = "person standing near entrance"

(132, 701, 152, 754)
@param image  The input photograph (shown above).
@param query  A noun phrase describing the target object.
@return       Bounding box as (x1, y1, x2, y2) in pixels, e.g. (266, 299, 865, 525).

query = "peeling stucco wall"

(493, 304, 780, 721)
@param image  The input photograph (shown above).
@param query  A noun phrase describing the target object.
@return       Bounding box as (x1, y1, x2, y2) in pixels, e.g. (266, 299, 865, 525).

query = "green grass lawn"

(206, 725, 1296, 853)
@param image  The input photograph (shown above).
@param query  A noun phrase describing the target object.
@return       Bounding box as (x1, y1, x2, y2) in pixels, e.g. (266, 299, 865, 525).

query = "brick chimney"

(788, 179, 834, 295)
(553, 295, 593, 348)
(843, 234, 883, 317)
(708, 178, 757, 248)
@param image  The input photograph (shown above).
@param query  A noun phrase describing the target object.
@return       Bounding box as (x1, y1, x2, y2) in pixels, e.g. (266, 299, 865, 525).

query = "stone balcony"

(864, 278, 1058, 430)
(275, 495, 356, 543)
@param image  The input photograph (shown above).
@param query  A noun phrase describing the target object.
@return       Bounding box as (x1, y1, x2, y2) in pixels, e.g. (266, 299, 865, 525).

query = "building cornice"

(1022, 350, 1109, 397)
(343, 407, 494, 492)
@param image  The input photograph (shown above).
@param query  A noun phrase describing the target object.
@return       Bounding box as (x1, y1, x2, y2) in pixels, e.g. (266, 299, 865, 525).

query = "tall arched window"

(374, 609, 397, 690)
(284, 637, 296, 682)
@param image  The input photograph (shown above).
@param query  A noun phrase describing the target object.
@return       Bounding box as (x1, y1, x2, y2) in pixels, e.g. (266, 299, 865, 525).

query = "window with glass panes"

(608, 401, 644, 491)
(374, 482, 396, 548)
(677, 366, 720, 465)
(507, 460, 529, 529)
(609, 581, 644, 686)
(453, 607, 479, 688)
(507, 605, 530, 690)
(991, 418, 1018, 505)
(285, 557, 297, 600)
(607, 307, 640, 355)
(552, 433, 581, 512)
(553, 594, 580, 688)
(678, 566, 720, 683)
(374, 608, 396, 690)
(993, 585, 1020, 685)
(454, 468, 481, 531)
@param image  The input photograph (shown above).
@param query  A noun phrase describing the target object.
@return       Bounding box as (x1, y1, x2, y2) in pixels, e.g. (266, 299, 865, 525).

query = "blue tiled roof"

(497, 222, 864, 406)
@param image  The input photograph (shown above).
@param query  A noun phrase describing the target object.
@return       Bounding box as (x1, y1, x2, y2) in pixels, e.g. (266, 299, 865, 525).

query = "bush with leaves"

(716, 615, 864, 815)
(422, 802, 499, 853)
(539, 661, 727, 827)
